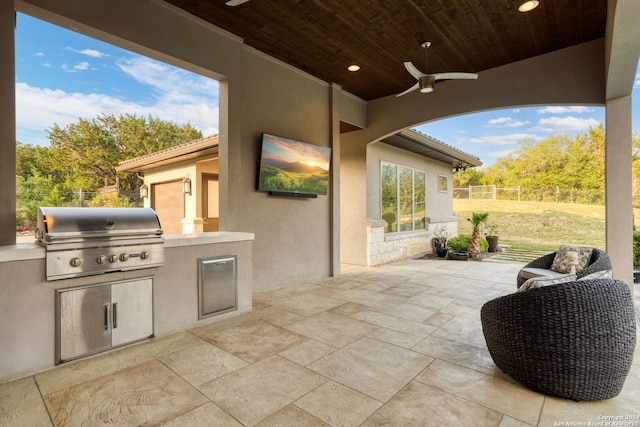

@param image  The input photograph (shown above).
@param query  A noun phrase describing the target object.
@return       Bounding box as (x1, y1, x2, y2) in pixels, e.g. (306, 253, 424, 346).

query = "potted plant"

(467, 212, 489, 260)
(485, 222, 500, 253)
(446, 235, 470, 260)
(431, 224, 449, 258)
(446, 234, 489, 260)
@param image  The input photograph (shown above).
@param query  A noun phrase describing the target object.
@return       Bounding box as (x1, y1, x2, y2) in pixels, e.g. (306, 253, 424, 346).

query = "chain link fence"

(454, 185, 606, 205)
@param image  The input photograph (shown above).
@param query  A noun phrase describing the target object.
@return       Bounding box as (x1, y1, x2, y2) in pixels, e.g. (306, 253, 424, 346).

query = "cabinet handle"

(112, 302, 118, 329)
(104, 304, 109, 331)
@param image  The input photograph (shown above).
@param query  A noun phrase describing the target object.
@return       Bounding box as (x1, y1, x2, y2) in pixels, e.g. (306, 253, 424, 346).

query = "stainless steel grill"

(36, 207, 164, 281)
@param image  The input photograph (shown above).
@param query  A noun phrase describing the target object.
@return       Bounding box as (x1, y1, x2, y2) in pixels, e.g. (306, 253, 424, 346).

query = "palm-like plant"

(467, 212, 489, 259)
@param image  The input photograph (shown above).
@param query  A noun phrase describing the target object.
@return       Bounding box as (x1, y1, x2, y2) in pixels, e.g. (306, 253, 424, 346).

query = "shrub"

(447, 234, 488, 252)
(633, 230, 640, 268)
(88, 192, 133, 207)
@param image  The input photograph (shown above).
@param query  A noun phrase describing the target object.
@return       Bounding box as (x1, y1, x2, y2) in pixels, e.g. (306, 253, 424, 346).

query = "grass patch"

(452, 199, 616, 251)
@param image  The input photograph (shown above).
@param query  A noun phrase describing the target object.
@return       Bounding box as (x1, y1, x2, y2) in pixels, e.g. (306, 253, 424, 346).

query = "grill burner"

(36, 207, 164, 281)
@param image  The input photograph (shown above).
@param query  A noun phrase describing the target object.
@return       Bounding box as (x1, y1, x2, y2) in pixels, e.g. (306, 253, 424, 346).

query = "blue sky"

(414, 105, 613, 167)
(15, 14, 219, 147)
(15, 14, 640, 167)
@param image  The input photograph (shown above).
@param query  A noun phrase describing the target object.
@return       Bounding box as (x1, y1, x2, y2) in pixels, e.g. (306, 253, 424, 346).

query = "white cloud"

(506, 121, 529, 128)
(486, 117, 530, 128)
(35, 52, 45, 57)
(487, 117, 512, 125)
(15, 80, 219, 146)
(469, 133, 539, 146)
(534, 116, 601, 133)
(536, 106, 594, 114)
(74, 62, 90, 71)
(60, 61, 93, 72)
(117, 57, 217, 104)
(67, 47, 107, 58)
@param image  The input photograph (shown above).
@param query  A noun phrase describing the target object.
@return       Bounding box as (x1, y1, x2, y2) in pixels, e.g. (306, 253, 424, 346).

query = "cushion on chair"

(517, 248, 611, 288)
(550, 245, 593, 273)
(577, 269, 613, 280)
(520, 267, 567, 280)
(518, 273, 577, 291)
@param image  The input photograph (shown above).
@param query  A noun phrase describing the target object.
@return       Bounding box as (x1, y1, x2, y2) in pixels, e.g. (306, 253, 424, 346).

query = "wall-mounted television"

(257, 133, 332, 198)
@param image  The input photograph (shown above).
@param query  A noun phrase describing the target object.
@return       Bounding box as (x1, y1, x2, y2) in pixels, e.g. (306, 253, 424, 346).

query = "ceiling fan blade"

(396, 83, 419, 97)
(226, 0, 250, 5)
(433, 72, 478, 80)
(403, 62, 424, 80)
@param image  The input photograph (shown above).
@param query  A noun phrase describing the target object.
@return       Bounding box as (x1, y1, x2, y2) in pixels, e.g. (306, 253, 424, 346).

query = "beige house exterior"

(343, 130, 481, 266)
(118, 130, 480, 266)
(116, 135, 220, 235)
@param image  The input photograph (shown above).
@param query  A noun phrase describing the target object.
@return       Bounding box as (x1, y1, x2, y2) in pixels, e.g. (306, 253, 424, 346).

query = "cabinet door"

(111, 278, 154, 347)
(198, 256, 237, 319)
(57, 285, 111, 362)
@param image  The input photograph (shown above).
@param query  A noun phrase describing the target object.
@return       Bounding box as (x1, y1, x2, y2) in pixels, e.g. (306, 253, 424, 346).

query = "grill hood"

(36, 207, 165, 280)
(36, 207, 163, 244)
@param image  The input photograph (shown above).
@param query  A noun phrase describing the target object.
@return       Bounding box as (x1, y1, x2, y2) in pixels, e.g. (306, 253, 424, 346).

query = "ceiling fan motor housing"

(419, 75, 435, 92)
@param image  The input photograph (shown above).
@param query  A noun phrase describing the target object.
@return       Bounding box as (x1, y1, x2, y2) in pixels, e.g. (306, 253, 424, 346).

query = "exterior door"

(202, 174, 219, 232)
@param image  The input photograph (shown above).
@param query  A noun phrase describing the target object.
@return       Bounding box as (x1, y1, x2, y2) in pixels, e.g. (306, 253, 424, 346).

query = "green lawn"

(452, 199, 632, 252)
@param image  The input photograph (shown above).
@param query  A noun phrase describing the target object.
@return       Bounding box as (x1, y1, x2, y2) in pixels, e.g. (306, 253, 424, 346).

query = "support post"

(605, 95, 634, 293)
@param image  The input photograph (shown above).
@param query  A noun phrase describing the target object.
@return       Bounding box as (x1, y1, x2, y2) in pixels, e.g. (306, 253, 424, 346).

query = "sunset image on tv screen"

(258, 133, 331, 195)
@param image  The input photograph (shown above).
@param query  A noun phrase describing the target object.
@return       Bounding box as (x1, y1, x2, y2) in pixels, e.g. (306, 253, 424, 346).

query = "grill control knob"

(140, 251, 150, 260)
(108, 254, 118, 263)
(119, 253, 129, 262)
(69, 257, 82, 268)
(96, 255, 107, 265)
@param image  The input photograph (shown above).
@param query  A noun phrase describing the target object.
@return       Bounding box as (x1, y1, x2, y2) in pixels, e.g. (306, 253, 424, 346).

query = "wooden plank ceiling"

(164, 0, 607, 101)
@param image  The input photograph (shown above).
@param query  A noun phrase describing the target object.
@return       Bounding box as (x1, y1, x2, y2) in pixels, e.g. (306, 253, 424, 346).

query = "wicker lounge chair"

(516, 248, 611, 288)
(481, 279, 636, 401)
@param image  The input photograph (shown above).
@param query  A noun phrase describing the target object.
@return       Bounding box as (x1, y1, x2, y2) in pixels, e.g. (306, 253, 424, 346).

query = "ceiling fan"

(225, 0, 250, 5)
(396, 41, 478, 97)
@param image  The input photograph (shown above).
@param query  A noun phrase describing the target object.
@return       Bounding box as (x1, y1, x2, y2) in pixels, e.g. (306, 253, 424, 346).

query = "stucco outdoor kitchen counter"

(0, 231, 254, 383)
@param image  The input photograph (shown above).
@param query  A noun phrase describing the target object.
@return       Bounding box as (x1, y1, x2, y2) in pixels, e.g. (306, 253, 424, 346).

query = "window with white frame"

(381, 162, 426, 233)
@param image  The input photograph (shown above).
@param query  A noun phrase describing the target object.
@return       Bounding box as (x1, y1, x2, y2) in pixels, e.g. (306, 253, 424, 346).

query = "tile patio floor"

(1, 258, 639, 426)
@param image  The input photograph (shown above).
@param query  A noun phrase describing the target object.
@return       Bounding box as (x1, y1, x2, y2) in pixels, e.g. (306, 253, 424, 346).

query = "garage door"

(151, 181, 184, 234)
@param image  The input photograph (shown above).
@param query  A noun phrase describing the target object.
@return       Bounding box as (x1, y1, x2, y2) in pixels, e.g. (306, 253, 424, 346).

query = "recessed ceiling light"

(347, 65, 360, 72)
(518, 1, 539, 12)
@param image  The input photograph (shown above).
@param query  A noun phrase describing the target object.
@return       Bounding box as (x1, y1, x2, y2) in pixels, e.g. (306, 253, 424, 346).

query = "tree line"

(453, 124, 640, 205)
(16, 113, 202, 226)
(16, 117, 639, 228)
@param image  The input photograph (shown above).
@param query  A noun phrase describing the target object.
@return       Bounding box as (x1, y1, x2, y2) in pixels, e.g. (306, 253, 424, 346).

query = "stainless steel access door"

(56, 277, 154, 364)
(56, 284, 111, 362)
(111, 278, 153, 346)
(198, 255, 237, 319)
